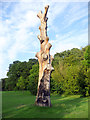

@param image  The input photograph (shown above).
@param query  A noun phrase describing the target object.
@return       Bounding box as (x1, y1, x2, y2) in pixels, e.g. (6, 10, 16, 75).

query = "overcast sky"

(0, 0, 89, 79)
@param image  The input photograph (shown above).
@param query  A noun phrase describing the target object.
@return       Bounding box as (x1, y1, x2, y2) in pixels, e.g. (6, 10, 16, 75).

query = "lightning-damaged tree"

(35, 5, 54, 107)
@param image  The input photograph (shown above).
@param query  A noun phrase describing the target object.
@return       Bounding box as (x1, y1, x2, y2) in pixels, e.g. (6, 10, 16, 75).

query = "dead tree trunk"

(35, 5, 54, 107)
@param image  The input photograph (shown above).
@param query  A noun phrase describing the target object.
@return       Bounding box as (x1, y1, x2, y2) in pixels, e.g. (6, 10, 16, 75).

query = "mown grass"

(2, 91, 88, 118)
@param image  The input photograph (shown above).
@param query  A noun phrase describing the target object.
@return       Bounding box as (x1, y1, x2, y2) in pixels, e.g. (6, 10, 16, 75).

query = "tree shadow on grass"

(2, 95, 88, 119)
(50, 96, 88, 118)
(13, 96, 88, 119)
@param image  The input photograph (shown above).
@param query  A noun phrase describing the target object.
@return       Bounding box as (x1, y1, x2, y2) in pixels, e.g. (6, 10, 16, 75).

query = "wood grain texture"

(35, 5, 54, 107)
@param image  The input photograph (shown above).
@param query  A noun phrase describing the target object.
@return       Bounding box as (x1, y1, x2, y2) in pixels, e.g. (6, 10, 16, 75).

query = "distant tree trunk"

(35, 5, 54, 107)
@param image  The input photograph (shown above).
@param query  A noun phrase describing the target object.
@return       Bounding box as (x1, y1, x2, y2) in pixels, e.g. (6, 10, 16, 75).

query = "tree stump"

(35, 5, 54, 107)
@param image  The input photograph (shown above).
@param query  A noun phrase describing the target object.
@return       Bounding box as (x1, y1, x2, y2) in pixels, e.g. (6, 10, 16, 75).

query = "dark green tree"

(27, 63, 39, 95)
(6, 59, 38, 91)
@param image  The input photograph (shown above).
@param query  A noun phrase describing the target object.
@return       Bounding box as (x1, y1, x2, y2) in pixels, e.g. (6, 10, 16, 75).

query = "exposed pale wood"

(35, 5, 54, 107)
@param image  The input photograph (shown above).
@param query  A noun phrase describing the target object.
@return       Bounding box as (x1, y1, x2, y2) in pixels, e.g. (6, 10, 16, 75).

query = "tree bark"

(35, 5, 54, 107)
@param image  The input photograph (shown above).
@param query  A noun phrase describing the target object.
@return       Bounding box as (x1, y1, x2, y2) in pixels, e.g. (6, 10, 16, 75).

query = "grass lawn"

(2, 91, 88, 118)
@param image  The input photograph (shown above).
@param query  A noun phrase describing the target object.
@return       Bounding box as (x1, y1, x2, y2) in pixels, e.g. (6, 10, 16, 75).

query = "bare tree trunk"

(35, 5, 54, 107)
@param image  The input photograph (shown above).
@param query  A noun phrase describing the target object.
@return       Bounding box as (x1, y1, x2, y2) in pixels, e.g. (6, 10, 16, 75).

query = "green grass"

(2, 91, 88, 118)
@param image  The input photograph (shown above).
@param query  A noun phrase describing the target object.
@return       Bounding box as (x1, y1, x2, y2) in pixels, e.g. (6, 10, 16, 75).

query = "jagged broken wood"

(35, 5, 54, 107)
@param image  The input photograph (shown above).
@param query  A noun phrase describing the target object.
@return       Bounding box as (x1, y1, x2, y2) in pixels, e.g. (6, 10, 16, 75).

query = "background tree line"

(1, 45, 90, 97)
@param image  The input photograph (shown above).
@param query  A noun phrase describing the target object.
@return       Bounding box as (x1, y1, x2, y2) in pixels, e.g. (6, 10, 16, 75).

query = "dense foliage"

(2, 59, 38, 94)
(51, 46, 90, 97)
(1, 46, 90, 96)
